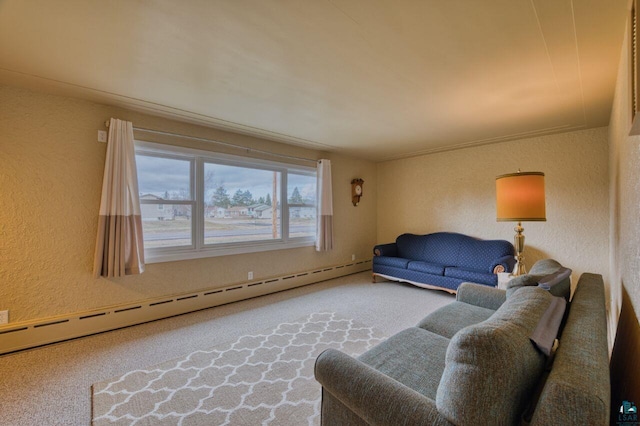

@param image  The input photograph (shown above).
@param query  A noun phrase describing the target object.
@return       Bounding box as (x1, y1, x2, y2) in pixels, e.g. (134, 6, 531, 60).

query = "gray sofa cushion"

(358, 327, 450, 400)
(416, 302, 495, 338)
(436, 287, 551, 425)
(456, 282, 506, 311)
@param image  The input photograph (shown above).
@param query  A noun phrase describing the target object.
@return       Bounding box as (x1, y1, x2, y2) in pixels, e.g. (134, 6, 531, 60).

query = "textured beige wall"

(608, 16, 640, 337)
(0, 84, 377, 323)
(377, 128, 610, 289)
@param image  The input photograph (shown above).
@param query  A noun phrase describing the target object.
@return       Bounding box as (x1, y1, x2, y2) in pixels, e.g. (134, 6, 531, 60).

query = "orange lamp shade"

(495, 172, 546, 221)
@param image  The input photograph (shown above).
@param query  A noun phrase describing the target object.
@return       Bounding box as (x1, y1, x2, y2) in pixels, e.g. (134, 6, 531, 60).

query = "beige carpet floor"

(92, 312, 386, 425)
(0, 272, 454, 425)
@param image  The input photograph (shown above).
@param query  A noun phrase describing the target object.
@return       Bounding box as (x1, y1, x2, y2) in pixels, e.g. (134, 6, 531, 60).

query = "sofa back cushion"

(396, 233, 428, 260)
(396, 232, 464, 265)
(396, 232, 514, 273)
(436, 287, 551, 425)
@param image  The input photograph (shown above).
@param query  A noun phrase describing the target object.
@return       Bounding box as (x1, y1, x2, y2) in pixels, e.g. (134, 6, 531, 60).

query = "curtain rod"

(104, 120, 319, 165)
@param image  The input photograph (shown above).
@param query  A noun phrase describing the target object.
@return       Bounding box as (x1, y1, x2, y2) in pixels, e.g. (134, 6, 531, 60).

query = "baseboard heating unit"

(0, 260, 371, 355)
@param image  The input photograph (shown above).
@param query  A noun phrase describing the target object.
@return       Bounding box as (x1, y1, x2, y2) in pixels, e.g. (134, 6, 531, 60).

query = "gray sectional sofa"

(372, 232, 516, 293)
(315, 260, 610, 425)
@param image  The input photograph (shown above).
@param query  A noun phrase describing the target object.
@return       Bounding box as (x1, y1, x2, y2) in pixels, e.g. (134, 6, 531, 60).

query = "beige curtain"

(93, 118, 145, 277)
(316, 159, 334, 251)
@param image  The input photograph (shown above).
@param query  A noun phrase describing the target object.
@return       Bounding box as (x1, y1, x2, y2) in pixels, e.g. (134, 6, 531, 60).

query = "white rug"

(92, 312, 386, 425)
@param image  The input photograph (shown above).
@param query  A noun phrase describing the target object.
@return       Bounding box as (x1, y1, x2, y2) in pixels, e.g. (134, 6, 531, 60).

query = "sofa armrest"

(373, 242, 397, 257)
(491, 255, 517, 273)
(456, 282, 506, 311)
(315, 349, 451, 426)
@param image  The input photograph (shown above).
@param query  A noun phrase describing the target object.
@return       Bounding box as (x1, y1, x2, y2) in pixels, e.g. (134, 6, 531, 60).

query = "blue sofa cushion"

(444, 267, 496, 286)
(407, 261, 446, 275)
(373, 256, 410, 269)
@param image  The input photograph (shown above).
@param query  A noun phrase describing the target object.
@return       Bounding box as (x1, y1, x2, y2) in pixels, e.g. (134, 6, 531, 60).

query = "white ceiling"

(0, 0, 629, 161)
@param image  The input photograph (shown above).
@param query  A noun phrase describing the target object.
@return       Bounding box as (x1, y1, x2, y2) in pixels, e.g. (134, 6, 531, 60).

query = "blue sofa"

(372, 232, 515, 293)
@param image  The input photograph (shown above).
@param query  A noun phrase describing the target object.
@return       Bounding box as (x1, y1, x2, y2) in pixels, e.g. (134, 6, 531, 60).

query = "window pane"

(288, 173, 317, 238)
(137, 155, 192, 200)
(135, 141, 317, 261)
(141, 205, 192, 248)
(203, 163, 281, 244)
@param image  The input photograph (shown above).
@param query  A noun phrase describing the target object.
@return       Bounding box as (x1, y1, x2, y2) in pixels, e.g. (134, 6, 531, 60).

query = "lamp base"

(512, 222, 527, 276)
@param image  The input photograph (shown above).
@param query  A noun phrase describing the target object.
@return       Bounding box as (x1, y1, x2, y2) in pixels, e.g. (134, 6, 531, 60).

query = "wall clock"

(351, 178, 364, 206)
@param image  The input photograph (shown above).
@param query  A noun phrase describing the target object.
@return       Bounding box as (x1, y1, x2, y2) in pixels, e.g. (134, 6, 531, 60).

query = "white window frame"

(135, 141, 317, 263)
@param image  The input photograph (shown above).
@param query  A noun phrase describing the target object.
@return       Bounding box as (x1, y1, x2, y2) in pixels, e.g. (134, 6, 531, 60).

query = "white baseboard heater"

(0, 260, 371, 355)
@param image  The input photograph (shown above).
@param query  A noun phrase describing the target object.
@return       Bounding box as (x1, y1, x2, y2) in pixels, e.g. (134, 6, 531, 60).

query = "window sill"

(145, 239, 316, 263)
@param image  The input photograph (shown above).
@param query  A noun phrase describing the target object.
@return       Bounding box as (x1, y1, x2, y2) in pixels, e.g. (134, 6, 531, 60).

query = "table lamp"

(495, 171, 546, 276)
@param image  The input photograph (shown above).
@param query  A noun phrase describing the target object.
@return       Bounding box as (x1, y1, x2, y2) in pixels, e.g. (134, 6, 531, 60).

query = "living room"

(0, 1, 638, 425)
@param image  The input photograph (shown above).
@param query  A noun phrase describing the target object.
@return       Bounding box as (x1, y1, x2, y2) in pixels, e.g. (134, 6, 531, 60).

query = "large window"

(135, 141, 317, 262)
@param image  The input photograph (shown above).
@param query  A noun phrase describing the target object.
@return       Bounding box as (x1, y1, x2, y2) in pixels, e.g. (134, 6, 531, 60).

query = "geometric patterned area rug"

(91, 312, 386, 425)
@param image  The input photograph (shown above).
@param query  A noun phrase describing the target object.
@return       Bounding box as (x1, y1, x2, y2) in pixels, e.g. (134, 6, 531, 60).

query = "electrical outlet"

(351, 254, 356, 261)
(0, 310, 8, 325)
(97, 130, 107, 143)
(248, 271, 254, 280)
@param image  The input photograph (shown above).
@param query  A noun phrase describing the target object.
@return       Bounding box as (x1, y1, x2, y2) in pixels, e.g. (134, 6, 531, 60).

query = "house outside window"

(135, 141, 317, 262)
